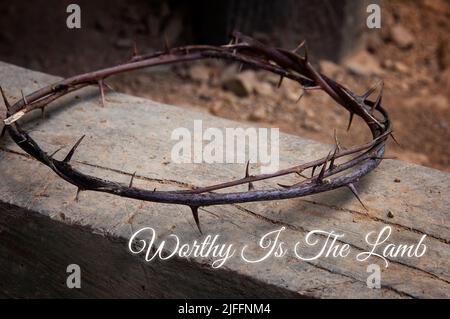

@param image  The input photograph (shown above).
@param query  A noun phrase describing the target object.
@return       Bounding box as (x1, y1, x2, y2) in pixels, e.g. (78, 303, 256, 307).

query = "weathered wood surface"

(0, 62, 449, 298)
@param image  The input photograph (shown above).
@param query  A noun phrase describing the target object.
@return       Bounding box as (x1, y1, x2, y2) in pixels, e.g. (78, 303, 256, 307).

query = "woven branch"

(1, 31, 392, 233)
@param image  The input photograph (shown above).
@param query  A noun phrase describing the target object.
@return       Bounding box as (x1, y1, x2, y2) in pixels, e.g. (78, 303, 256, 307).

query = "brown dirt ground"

(111, 0, 450, 172)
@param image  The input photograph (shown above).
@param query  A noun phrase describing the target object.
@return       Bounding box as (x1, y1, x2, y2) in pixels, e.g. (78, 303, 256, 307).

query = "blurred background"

(0, 0, 449, 171)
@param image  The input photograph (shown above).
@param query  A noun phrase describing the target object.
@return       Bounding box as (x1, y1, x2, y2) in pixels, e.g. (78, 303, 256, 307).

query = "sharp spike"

(41, 106, 46, 119)
(390, 133, 400, 146)
(304, 42, 309, 62)
(292, 40, 306, 53)
(238, 63, 244, 73)
(371, 155, 397, 160)
(0, 86, 11, 113)
(295, 171, 309, 179)
(245, 161, 255, 191)
(63, 135, 86, 163)
(347, 112, 354, 132)
(329, 147, 338, 171)
(21, 90, 28, 106)
(129, 171, 136, 188)
(75, 188, 82, 202)
(296, 90, 305, 103)
(245, 160, 250, 178)
(317, 153, 330, 183)
(277, 76, 284, 88)
(104, 82, 115, 92)
(371, 81, 384, 113)
(311, 165, 317, 178)
(362, 80, 383, 100)
(347, 183, 367, 210)
(1, 125, 6, 138)
(98, 79, 106, 107)
(190, 206, 202, 234)
(333, 129, 342, 151)
(49, 146, 65, 158)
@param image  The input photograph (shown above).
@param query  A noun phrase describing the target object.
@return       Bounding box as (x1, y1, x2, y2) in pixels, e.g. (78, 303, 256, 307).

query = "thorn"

(0, 126, 6, 138)
(238, 63, 244, 73)
(371, 155, 397, 160)
(311, 165, 317, 178)
(63, 135, 86, 163)
(277, 183, 292, 189)
(0, 86, 11, 113)
(390, 133, 400, 146)
(190, 206, 202, 234)
(21, 90, 28, 106)
(40, 106, 45, 119)
(245, 161, 255, 191)
(303, 42, 309, 62)
(277, 75, 284, 88)
(317, 154, 330, 183)
(361, 80, 383, 100)
(292, 40, 306, 53)
(333, 129, 342, 151)
(49, 146, 65, 158)
(98, 79, 106, 107)
(296, 90, 305, 103)
(371, 81, 384, 113)
(245, 160, 251, 178)
(129, 171, 136, 188)
(347, 183, 367, 210)
(74, 188, 82, 202)
(17, 135, 27, 144)
(295, 171, 309, 179)
(347, 112, 354, 132)
(329, 147, 338, 171)
(153, 188, 157, 192)
(104, 82, 115, 92)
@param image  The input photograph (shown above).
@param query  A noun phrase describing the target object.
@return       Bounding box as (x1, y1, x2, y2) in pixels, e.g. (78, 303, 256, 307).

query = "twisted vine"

(1, 32, 393, 233)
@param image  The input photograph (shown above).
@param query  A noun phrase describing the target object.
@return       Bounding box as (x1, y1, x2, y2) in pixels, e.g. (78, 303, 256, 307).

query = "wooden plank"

(0, 61, 448, 298)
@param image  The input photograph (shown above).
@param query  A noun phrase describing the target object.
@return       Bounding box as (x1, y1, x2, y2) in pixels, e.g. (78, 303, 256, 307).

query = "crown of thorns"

(1, 32, 393, 233)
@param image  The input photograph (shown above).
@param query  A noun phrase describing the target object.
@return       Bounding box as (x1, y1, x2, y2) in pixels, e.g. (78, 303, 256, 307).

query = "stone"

(366, 32, 383, 53)
(253, 81, 274, 97)
(222, 70, 256, 97)
(428, 95, 448, 111)
(302, 118, 322, 132)
(394, 61, 410, 74)
(248, 107, 267, 122)
(188, 65, 210, 83)
(345, 51, 384, 77)
(390, 25, 415, 50)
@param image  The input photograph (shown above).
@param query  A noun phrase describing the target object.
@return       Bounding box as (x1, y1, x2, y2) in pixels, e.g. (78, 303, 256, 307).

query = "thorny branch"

(1, 32, 393, 233)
